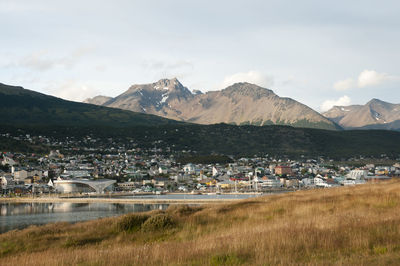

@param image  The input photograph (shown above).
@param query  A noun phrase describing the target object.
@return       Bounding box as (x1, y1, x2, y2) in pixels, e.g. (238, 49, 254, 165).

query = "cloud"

(46, 80, 100, 102)
(141, 59, 195, 82)
(333, 78, 356, 91)
(320, 95, 351, 112)
(0, 2, 50, 13)
(333, 70, 395, 91)
(357, 70, 389, 88)
(221, 70, 274, 89)
(142, 59, 194, 71)
(18, 47, 94, 71)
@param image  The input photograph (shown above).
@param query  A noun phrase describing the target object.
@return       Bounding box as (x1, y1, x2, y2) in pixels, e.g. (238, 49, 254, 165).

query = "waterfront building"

(54, 178, 116, 193)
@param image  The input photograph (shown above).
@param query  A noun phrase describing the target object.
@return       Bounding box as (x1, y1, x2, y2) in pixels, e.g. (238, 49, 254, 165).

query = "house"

(183, 163, 196, 174)
(217, 179, 235, 189)
(199, 178, 217, 187)
(13, 169, 28, 181)
(260, 176, 281, 188)
(63, 169, 90, 178)
(152, 177, 174, 189)
(1, 156, 16, 166)
(117, 181, 137, 191)
(1, 175, 14, 190)
(158, 166, 168, 174)
(275, 166, 292, 176)
(314, 177, 330, 187)
(347, 170, 368, 179)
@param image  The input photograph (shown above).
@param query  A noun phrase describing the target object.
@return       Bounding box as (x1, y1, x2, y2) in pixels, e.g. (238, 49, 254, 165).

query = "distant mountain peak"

(222, 82, 275, 98)
(126, 78, 190, 94)
(152, 78, 183, 90)
(90, 79, 338, 130)
(84, 95, 113, 105)
(366, 98, 388, 106)
(323, 98, 400, 130)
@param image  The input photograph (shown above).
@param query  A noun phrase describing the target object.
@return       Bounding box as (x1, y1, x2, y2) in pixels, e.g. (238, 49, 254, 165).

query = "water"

(0, 202, 169, 234)
(119, 193, 263, 200)
(0, 193, 265, 234)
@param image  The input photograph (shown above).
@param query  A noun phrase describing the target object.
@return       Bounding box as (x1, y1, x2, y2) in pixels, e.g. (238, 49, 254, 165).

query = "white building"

(314, 177, 330, 187)
(1, 156, 16, 166)
(1, 175, 15, 190)
(183, 163, 195, 174)
(54, 178, 115, 193)
(261, 178, 281, 188)
(63, 169, 90, 178)
(347, 170, 368, 180)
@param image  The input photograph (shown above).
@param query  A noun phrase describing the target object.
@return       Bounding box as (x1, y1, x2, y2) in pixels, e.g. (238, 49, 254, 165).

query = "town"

(1, 131, 398, 196)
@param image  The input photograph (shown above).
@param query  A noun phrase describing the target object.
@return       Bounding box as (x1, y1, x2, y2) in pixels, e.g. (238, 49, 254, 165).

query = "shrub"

(141, 214, 175, 232)
(167, 205, 203, 217)
(116, 213, 150, 232)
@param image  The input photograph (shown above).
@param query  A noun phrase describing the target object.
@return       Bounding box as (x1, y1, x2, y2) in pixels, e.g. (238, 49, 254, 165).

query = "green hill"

(1, 83, 400, 159)
(0, 83, 184, 127)
(2, 123, 400, 159)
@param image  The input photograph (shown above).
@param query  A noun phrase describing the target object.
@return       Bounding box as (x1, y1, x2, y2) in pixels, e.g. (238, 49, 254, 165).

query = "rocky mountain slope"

(323, 99, 400, 130)
(85, 78, 339, 130)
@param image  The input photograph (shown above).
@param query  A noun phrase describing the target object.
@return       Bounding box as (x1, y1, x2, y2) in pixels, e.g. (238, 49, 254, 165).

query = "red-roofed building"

(275, 165, 292, 176)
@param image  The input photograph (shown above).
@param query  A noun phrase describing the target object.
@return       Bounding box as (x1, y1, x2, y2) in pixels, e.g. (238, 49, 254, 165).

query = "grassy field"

(2, 181, 400, 265)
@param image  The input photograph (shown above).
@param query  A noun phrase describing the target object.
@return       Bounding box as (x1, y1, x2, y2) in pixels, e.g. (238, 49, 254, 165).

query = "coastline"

(0, 190, 293, 205)
(0, 195, 260, 205)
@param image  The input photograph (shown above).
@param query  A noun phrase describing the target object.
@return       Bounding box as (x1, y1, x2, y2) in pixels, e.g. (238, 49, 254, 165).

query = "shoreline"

(0, 190, 292, 204)
(0, 196, 258, 205)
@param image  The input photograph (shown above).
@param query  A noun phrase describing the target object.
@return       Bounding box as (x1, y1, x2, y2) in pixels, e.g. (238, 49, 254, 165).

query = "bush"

(141, 214, 175, 232)
(167, 205, 203, 217)
(116, 213, 150, 232)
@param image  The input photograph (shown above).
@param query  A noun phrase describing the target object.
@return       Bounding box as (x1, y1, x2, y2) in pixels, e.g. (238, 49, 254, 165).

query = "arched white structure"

(54, 178, 116, 194)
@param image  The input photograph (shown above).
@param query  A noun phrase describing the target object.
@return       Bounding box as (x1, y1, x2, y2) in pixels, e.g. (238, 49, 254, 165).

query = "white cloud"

(333, 78, 356, 91)
(320, 95, 351, 112)
(333, 70, 395, 91)
(46, 80, 100, 102)
(142, 59, 194, 71)
(221, 70, 274, 89)
(18, 47, 94, 71)
(357, 70, 389, 88)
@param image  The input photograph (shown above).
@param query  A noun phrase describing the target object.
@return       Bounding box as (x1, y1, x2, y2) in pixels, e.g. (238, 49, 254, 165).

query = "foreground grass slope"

(2, 182, 400, 265)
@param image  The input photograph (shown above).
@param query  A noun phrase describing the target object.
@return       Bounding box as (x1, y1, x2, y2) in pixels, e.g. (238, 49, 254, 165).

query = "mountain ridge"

(323, 99, 400, 130)
(85, 78, 340, 130)
(0, 82, 184, 127)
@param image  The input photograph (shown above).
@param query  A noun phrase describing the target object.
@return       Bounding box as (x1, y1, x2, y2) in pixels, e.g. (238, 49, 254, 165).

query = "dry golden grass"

(2, 181, 400, 265)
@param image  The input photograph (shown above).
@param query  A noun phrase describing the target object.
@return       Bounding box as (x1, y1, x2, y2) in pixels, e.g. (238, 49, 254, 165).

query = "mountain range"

(0, 83, 182, 127)
(323, 99, 400, 130)
(85, 78, 339, 130)
(2, 81, 400, 158)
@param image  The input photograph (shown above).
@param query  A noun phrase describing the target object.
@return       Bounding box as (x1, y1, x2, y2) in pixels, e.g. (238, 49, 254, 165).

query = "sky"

(1, 0, 400, 112)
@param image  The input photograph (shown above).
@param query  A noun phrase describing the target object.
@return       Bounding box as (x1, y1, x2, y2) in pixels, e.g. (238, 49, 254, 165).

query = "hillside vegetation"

(0, 83, 183, 127)
(2, 124, 400, 159)
(2, 181, 400, 265)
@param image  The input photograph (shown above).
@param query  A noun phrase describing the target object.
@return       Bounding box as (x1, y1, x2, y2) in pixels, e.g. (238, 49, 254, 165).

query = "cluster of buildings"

(1, 146, 399, 195)
(1, 131, 399, 195)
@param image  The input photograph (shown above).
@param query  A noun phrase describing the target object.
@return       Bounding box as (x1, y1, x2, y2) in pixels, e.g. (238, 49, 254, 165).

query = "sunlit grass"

(2, 181, 400, 265)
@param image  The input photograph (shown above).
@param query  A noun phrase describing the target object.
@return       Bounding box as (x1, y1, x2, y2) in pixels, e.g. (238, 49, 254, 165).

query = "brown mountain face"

(323, 99, 400, 130)
(86, 78, 339, 130)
